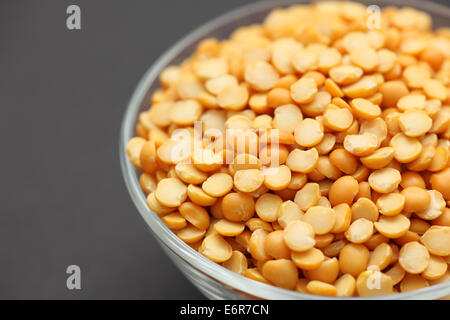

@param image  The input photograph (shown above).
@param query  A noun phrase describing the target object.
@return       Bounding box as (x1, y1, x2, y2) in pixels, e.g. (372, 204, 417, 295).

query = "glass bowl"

(120, 0, 450, 299)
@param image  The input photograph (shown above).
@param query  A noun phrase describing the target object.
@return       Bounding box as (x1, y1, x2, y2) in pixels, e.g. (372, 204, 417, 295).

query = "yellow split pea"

(127, 2, 450, 297)
(294, 118, 324, 147)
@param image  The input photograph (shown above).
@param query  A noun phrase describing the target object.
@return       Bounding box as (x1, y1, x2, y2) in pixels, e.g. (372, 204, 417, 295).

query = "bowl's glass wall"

(120, 0, 450, 299)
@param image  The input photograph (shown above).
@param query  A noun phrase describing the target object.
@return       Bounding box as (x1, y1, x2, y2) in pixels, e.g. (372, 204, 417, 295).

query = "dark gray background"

(0, 0, 447, 299)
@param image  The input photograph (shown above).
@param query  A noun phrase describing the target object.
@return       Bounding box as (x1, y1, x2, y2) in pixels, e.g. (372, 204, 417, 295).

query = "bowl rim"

(120, 0, 450, 300)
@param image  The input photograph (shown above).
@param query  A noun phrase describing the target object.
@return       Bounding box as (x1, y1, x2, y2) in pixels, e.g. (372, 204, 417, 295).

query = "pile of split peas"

(126, 2, 450, 297)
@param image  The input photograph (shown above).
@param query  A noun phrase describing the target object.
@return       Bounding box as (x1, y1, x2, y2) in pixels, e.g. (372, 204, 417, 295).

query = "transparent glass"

(120, 0, 450, 299)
